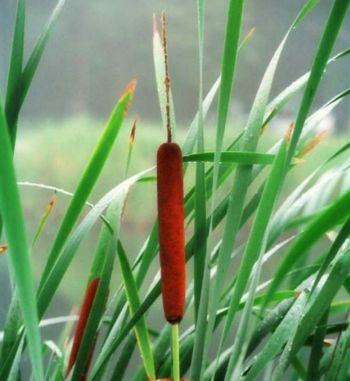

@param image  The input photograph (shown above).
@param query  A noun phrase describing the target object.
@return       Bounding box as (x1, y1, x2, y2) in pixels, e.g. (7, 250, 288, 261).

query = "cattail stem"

(171, 323, 180, 381)
(161, 12, 172, 143)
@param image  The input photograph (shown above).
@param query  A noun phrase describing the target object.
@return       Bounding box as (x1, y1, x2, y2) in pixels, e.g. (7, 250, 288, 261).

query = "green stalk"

(0, 100, 43, 380)
(171, 324, 180, 381)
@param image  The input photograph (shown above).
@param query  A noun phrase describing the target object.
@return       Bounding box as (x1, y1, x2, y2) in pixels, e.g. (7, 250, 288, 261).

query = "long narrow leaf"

(0, 101, 43, 380)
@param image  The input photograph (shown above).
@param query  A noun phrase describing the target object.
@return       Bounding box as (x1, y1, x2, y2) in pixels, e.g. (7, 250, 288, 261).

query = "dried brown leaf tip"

(241, 26, 256, 48)
(122, 79, 137, 98)
(129, 119, 137, 147)
(285, 122, 295, 142)
(260, 123, 268, 136)
(48, 194, 57, 210)
(298, 129, 328, 158)
(0, 244, 8, 255)
(247, 26, 256, 39)
(121, 79, 137, 117)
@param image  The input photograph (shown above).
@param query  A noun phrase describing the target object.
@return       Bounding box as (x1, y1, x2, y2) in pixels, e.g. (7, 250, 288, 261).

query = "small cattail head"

(66, 277, 100, 377)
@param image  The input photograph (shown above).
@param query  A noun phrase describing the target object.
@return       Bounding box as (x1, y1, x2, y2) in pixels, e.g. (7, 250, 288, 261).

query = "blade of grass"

(0, 100, 43, 380)
(0, 298, 21, 377)
(183, 151, 275, 164)
(5, 0, 25, 135)
(32, 194, 57, 248)
(0, 0, 26, 241)
(7, 338, 24, 381)
(6, 0, 66, 144)
(39, 80, 136, 289)
(110, 334, 137, 380)
(116, 241, 156, 380)
(306, 309, 329, 381)
(193, 0, 207, 323)
(324, 311, 350, 380)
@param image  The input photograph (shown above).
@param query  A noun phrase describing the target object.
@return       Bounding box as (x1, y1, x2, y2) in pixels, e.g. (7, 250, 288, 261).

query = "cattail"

(157, 142, 186, 323)
(156, 12, 186, 325)
(66, 277, 100, 377)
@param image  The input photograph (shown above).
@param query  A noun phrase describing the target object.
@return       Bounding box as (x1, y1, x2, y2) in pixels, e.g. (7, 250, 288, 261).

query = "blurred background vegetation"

(1, 0, 349, 128)
(0, 0, 349, 343)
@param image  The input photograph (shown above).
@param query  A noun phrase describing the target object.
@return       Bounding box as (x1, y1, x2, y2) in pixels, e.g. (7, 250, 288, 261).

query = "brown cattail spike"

(157, 142, 186, 323)
(161, 12, 172, 143)
(66, 278, 100, 377)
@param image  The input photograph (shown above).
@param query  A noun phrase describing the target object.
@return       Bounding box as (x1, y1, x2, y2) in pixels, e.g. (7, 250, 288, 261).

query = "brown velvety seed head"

(157, 142, 186, 323)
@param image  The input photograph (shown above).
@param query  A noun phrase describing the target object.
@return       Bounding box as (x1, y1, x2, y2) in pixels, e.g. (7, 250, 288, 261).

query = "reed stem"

(171, 323, 180, 381)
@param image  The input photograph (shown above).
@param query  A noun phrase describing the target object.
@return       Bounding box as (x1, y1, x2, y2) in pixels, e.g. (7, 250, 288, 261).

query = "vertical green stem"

(171, 323, 180, 381)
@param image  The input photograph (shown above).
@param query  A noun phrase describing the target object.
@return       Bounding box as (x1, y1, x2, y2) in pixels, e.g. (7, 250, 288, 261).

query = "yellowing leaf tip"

(0, 244, 8, 255)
